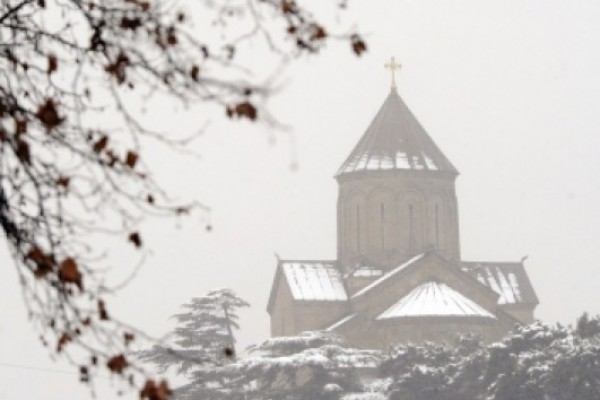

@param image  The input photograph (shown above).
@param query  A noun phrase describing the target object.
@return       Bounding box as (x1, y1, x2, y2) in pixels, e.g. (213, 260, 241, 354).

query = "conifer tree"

(138, 289, 249, 376)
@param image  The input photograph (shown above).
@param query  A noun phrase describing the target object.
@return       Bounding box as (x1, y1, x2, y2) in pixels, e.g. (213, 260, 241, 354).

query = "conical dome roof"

(336, 89, 458, 176)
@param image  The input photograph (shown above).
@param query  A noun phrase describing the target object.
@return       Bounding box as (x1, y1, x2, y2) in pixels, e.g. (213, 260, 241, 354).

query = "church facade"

(267, 81, 538, 349)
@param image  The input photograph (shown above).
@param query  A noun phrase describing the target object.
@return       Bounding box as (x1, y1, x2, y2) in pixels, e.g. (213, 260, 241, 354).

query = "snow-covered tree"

(138, 288, 249, 376)
(178, 331, 381, 400)
(379, 317, 600, 400)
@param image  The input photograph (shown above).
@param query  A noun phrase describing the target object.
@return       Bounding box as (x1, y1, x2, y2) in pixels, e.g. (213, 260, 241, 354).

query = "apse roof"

(281, 261, 348, 301)
(336, 89, 458, 176)
(377, 281, 496, 319)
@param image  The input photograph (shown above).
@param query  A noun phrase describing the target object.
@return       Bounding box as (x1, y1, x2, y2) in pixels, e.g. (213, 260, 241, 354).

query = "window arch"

(367, 188, 395, 254)
(400, 192, 425, 254)
(429, 193, 447, 251)
(343, 191, 365, 254)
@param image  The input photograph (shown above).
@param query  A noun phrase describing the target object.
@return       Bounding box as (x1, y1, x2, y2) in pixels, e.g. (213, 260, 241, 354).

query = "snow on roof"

(326, 314, 357, 331)
(460, 261, 538, 305)
(352, 253, 425, 298)
(377, 281, 496, 319)
(282, 261, 348, 301)
(350, 267, 384, 278)
(336, 89, 458, 177)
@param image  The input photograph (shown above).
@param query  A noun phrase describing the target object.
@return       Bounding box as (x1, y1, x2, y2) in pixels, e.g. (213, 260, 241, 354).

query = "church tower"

(268, 59, 539, 346)
(336, 62, 460, 270)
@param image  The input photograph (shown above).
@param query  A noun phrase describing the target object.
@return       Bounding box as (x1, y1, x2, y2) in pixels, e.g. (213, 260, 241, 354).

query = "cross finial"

(384, 56, 402, 89)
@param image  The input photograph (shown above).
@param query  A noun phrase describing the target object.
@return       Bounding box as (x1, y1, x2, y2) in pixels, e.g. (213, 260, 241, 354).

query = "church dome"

(336, 89, 458, 176)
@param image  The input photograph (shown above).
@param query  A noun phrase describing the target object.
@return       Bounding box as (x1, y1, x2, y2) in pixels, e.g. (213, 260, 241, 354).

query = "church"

(267, 60, 539, 349)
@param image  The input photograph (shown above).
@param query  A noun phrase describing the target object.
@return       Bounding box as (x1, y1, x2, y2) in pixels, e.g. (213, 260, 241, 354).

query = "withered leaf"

(107, 354, 128, 374)
(93, 136, 108, 153)
(128, 232, 142, 248)
(233, 101, 257, 121)
(281, 0, 296, 14)
(351, 34, 367, 56)
(27, 246, 54, 277)
(140, 379, 172, 400)
(15, 139, 31, 164)
(223, 346, 235, 358)
(124, 332, 135, 346)
(190, 65, 200, 82)
(98, 299, 109, 320)
(36, 99, 64, 130)
(27, 246, 45, 264)
(310, 24, 327, 40)
(125, 151, 138, 168)
(120, 17, 142, 31)
(105, 52, 130, 84)
(15, 117, 27, 135)
(47, 54, 57, 75)
(57, 332, 71, 352)
(166, 27, 177, 46)
(59, 258, 83, 290)
(57, 176, 70, 188)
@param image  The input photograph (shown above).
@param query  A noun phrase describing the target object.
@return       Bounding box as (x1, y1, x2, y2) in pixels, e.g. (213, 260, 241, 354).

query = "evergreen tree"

(138, 289, 249, 375)
(179, 331, 381, 400)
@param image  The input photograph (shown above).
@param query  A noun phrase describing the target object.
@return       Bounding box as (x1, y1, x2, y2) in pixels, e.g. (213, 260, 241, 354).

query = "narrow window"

(380, 203, 385, 251)
(356, 204, 361, 253)
(434, 204, 440, 249)
(408, 204, 415, 251)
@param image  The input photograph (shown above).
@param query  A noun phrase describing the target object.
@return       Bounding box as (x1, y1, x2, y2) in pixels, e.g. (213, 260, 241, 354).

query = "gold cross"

(384, 57, 402, 89)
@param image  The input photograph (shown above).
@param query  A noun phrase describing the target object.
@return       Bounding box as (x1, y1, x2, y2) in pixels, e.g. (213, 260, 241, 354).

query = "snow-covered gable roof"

(336, 89, 458, 177)
(460, 261, 539, 305)
(377, 281, 496, 319)
(282, 261, 348, 301)
(351, 253, 425, 298)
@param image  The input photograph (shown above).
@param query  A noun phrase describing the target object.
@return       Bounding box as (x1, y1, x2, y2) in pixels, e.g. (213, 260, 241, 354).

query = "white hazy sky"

(2, 1, 600, 398)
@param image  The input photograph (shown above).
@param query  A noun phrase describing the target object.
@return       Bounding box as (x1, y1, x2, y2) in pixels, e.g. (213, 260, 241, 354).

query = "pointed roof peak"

(336, 89, 458, 177)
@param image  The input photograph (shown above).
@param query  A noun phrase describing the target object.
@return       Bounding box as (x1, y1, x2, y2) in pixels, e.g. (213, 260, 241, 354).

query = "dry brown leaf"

(107, 354, 128, 374)
(128, 232, 142, 248)
(125, 151, 138, 168)
(59, 258, 83, 290)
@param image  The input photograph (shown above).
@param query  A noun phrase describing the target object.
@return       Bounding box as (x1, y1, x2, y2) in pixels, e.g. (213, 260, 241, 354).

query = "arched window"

(429, 194, 446, 251)
(401, 192, 424, 254)
(380, 203, 385, 251)
(434, 203, 440, 249)
(356, 204, 361, 253)
(408, 204, 415, 251)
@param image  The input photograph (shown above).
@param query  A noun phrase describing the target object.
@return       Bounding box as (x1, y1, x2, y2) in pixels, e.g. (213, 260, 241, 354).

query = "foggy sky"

(2, 1, 600, 398)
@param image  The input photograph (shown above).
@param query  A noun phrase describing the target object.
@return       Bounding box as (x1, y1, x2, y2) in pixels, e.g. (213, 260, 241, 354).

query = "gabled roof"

(351, 253, 425, 298)
(336, 89, 458, 177)
(377, 281, 496, 319)
(281, 261, 348, 301)
(460, 261, 539, 305)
